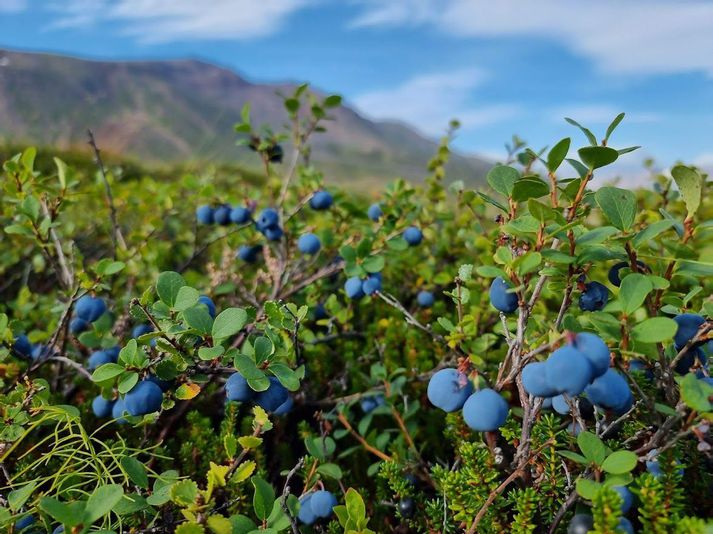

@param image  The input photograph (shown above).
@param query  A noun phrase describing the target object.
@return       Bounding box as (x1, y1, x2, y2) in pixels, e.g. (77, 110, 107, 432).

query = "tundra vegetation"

(0, 86, 711, 533)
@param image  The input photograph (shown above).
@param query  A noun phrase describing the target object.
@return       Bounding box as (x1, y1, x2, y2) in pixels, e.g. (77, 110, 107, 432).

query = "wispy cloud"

(0, 0, 26, 12)
(351, 0, 713, 77)
(47, 0, 314, 42)
(353, 69, 519, 136)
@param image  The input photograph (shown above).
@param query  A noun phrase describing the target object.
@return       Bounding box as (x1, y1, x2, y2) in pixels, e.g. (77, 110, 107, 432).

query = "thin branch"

(87, 129, 127, 254)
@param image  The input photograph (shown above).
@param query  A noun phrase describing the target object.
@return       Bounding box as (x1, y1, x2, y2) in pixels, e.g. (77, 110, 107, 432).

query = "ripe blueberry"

(403, 226, 423, 246)
(310, 190, 333, 210)
(298, 233, 321, 255)
(489, 277, 518, 313)
(462, 388, 509, 432)
(124, 380, 164, 416)
(427, 368, 473, 412)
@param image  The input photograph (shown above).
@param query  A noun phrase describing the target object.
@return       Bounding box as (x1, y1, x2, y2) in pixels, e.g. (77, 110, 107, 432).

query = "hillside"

(0, 49, 491, 185)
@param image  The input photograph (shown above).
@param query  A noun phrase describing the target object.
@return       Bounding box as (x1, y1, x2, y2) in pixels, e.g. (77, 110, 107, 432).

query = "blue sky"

(1, 0, 712, 177)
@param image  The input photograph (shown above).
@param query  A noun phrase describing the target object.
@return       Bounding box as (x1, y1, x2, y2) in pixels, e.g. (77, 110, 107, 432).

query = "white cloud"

(47, 0, 313, 41)
(351, 0, 713, 77)
(353, 69, 519, 136)
(550, 105, 661, 125)
(0, 0, 26, 12)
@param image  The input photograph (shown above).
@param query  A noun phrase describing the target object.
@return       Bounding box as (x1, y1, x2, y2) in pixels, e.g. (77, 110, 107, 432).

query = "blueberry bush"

(0, 86, 711, 533)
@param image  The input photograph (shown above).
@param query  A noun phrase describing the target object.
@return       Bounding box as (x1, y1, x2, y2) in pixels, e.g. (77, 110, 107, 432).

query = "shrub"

(0, 88, 711, 533)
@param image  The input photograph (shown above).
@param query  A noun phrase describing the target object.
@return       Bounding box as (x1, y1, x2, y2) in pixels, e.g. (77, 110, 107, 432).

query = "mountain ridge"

(0, 48, 491, 185)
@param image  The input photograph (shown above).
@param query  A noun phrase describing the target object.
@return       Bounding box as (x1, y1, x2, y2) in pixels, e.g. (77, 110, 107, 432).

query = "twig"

(40, 199, 73, 289)
(280, 457, 304, 534)
(87, 129, 127, 255)
(335, 411, 392, 462)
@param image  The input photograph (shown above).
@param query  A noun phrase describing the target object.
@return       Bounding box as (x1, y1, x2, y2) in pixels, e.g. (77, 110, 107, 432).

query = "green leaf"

(559, 451, 589, 464)
(212, 308, 248, 341)
(528, 199, 555, 223)
(324, 94, 342, 107)
(269, 363, 300, 391)
(514, 251, 542, 276)
(253, 336, 274, 363)
(54, 156, 68, 189)
(565, 117, 597, 146)
(121, 456, 149, 489)
(19, 195, 40, 223)
(512, 177, 550, 202)
(577, 431, 607, 466)
(174, 286, 200, 312)
(176, 522, 205, 534)
(233, 355, 269, 391)
(671, 165, 702, 216)
(546, 137, 571, 173)
(619, 273, 653, 315)
(39, 497, 84, 526)
(604, 112, 625, 142)
(678, 372, 713, 412)
(8, 481, 37, 511)
(251, 476, 275, 521)
(362, 255, 384, 273)
(183, 306, 213, 335)
(83, 484, 124, 524)
(579, 146, 619, 169)
(91, 363, 125, 383)
(631, 317, 678, 343)
(171, 480, 199, 506)
(487, 165, 519, 197)
(317, 462, 343, 480)
(601, 451, 638, 474)
(198, 346, 224, 361)
(345, 487, 365, 521)
(595, 187, 636, 231)
(207, 515, 233, 534)
(156, 271, 186, 306)
(576, 478, 601, 500)
(118, 371, 139, 394)
(632, 219, 675, 248)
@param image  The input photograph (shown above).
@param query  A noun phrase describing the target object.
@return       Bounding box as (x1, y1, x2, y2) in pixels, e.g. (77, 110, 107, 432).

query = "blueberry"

(360, 394, 385, 413)
(310, 490, 337, 518)
(230, 206, 252, 224)
(112, 398, 128, 424)
(545, 346, 593, 396)
(225, 372, 254, 402)
(403, 226, 423, 246)
(196, 205, 214, 224)
(585, 369, 633, 414)
(552, 394, 571, 415)
(263, 225, 284, 241)
(124, 380, 164, 416)
(417, 290, 435, 308)
(87, 349, 117, 370)
(567, 514, 593, 534)
(13, 334, 33, 358)
(254, 376, 289, 412)
(367, 203, 383, 221)
(579, 281, 609, 311)
(345, 277, 365, 300)
(462, 388, 509, 432)
(198, 295, 216, 318)
(14, 515, 35, 531)
(613, 485, 633, 514)
(489, 277, 518, 313)
(75, 295, 106, 322)
(256, 208, 279, 231)
(310, 190, 333, 210)
(617, 517, 634, 534)
(70, 317, 90, 334)
(273, 396, 294, 415)
(92, 395, 115, 418)
(398, 497, 415, 518)
(146, 374, 172, 392)
(522, 362, 558, 398)
(608, 261, 648, 287)
(673, 313, 705, 349)
(237, 244, 262, 263)
(213, 204, 232, 225)
(362, 274, 382, 296)
(427, 368, 473, 412)
(298, 493, 316, 525)
(573, 332, 611, 378)
(132, 324, 154, 338)
(314, 303, 329, 320)
(268, 144, 284, 163)
(298, 233, 321, 255)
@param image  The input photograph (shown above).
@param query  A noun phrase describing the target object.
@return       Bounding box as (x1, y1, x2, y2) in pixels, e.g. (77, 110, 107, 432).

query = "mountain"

(0, 49, 491, 185)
